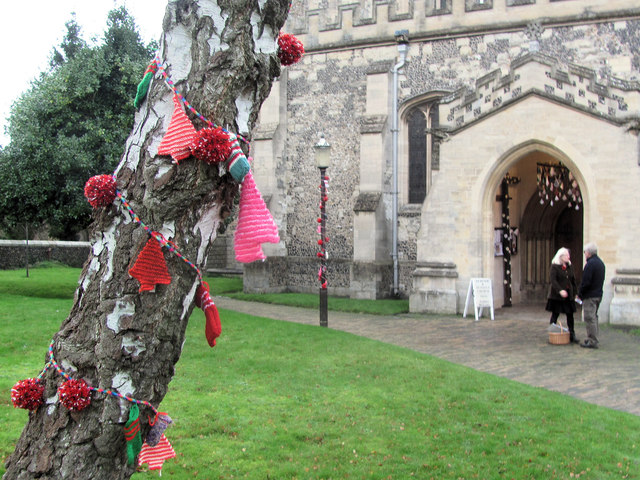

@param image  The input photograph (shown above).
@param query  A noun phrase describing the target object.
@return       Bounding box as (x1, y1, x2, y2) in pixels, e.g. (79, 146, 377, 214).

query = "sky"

(0, 0, 167, 146)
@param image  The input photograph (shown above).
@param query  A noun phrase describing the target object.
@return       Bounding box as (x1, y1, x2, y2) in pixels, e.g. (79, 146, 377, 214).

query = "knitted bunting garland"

(139, 434, 176, 473)
(7, 44, 301, 473)
(234, 170, 280, 263)
(195, 282, 222, 347)
(129, 237, 172, 292)
(157, 95, 197, 163)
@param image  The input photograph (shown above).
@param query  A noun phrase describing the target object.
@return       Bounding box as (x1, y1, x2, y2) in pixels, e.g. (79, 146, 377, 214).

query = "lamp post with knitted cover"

(314, 133, 331, 328)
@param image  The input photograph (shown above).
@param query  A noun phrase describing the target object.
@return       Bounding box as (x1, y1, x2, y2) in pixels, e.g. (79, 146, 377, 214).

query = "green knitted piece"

(229, 156, 251, 183)
(134, 72, 153, 109)
(225, 134, 251, 183)
(124, 404, 142, 465)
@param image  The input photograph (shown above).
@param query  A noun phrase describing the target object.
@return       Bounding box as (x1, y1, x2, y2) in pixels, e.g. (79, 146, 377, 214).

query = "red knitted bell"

(84, 174, 117, 208)
(277, 33, 304, 66)
(11, 378, 45, 411)
(59, 378, 92, 411)
(190, 127, 232, 165)
(129, 237, 172, 292)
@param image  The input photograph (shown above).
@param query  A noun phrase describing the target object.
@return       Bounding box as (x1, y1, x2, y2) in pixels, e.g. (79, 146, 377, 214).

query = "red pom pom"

(190, 127, 232, 165)
(84, 174, 117, 208)
(11, 378, 45, 411)
(59, 379, 92, 411)
(277, 33, 304, 66)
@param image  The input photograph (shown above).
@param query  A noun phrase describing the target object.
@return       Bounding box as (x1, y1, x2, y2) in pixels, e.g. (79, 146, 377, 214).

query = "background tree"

(0, 7, 155, 240)
(4, 0, 289, 478)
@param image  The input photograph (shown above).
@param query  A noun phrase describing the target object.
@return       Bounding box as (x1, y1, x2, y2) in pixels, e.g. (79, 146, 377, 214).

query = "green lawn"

(1, 267, 638, 479)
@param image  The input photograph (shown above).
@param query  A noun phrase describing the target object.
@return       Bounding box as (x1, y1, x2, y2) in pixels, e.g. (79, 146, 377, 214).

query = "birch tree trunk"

(4, 1, 289, 478)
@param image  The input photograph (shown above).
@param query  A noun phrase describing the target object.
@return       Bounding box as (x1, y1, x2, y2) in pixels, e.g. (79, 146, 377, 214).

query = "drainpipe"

(391, 30, 409, 297)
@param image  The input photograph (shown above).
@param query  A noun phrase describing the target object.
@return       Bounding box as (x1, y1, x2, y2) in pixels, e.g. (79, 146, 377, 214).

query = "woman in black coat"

(546, 247, 579, 343)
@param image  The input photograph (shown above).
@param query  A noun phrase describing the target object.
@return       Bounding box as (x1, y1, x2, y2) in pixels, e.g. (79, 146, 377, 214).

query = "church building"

(240, 0, 640, 324)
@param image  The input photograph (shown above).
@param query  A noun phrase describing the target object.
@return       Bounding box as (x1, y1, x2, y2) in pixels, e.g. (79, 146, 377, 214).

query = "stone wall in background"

(0, 240, 91, 269)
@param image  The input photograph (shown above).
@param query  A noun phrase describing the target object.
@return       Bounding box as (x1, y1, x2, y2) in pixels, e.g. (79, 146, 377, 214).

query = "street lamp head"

(314, 132, 331, 168)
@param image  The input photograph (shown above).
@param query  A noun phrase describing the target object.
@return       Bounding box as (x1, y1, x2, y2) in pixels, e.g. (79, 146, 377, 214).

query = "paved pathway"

(216, 298, 640, 417)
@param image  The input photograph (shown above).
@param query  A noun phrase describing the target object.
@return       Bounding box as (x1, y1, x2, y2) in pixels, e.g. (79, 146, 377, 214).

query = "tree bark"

(4, 1, 289, 478)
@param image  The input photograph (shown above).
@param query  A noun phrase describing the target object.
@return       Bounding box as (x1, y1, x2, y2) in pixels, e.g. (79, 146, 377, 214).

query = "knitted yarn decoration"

(58, 378, 92, 411)
(146, 412, 173, 447)
(190, 126, 232, 165)
(195, 282, 222, 347)
(234, 170, 280, 262)
(124, 404, 143, 465)
(225, 133, 251, 183)
(84, 174, 117, 208)
(277, 33, 304, 66)
(139, 434, 176, 473)
(129, 237, 172, 292)
(11, 378, 45, 411)
(157, 95, 197, 163)
(134, 61, 158, 109)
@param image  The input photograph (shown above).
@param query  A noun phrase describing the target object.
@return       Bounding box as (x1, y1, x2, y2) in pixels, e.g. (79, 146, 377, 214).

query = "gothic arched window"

(406, 101, 440, 204)
(408, 109, 427, 203)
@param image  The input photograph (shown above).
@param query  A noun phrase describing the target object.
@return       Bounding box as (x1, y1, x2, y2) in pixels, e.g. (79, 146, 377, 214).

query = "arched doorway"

(520, 191, 583, 303)
(488, 147, 584, 306)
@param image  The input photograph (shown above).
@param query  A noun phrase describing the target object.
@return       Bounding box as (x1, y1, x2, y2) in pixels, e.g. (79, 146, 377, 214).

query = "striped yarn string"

(36, 361, 53, 382)
(151, 56, 251, 152)
(47, 341, 158, 415)
(115, 190, 203, 282)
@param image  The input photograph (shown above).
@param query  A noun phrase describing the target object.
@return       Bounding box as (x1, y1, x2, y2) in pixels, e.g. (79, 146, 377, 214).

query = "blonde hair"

(551, 247, 571, 265)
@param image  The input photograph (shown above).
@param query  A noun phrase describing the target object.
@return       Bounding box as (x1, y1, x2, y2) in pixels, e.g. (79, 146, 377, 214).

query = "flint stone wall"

(0, 240, 91, 269)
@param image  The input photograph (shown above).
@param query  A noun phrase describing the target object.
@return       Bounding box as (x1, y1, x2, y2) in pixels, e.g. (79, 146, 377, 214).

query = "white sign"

(463, 278, 495, 321)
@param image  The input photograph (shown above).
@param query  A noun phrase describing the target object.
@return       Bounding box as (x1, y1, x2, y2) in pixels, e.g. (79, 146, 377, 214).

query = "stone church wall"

(243, 1, 640, 307)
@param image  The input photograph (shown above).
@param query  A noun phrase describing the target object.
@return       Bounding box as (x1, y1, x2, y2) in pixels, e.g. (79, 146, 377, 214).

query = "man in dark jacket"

(577, 242, 606, 348)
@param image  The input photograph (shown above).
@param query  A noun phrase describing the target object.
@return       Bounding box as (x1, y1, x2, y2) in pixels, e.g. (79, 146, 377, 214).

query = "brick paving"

(216, 298, 640, 417)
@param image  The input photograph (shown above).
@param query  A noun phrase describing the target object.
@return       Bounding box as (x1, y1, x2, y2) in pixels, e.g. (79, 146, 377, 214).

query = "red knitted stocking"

(195, 282, 221, 347)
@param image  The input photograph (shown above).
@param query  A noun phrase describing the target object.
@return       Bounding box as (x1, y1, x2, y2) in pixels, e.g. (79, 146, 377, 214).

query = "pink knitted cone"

(157, 95, 197, 163)
(234, 170, 280, 262)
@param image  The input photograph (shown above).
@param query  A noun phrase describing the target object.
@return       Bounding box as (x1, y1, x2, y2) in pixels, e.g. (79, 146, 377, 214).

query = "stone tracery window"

(408, 109, 427, 203)
(406, 100, 441, 204)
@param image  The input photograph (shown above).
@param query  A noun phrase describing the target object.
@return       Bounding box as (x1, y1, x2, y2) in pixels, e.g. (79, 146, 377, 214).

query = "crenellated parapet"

(288, 0, 413, 35)
(438, 52, 640, 133)
(287, 1, 640, 50)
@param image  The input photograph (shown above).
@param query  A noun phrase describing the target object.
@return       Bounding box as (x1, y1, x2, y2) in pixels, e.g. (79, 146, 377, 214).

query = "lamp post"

(314, 133, 331, 327)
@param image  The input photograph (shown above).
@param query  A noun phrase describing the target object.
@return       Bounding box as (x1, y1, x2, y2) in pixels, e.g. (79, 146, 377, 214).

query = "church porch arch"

(480, 141, 588, 307)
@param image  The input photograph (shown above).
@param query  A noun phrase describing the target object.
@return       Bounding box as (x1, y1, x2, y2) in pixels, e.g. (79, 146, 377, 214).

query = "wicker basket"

(548, 320, 570, 345)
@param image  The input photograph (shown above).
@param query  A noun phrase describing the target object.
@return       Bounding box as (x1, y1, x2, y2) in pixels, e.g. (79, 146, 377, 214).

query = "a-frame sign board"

(463, 278, 495, 321)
